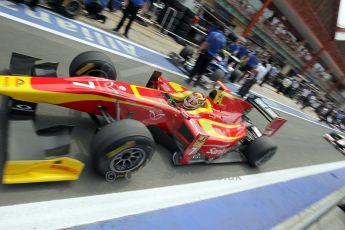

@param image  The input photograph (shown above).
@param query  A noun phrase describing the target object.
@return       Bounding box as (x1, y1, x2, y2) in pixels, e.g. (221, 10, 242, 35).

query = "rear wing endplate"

(9, 52, 58, 77)
(246, 95, 287, 136)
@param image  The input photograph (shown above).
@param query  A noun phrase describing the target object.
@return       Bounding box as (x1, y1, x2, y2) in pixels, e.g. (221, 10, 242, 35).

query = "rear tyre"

(243, 136, 277, 167)
(69, 51, 117, 80)
(90, 119, 155, 178)
(230, 70, 242, 83)
(56, 0, 82, 18)
(209, 69, 225, 81)
(179, 45, 194, 59)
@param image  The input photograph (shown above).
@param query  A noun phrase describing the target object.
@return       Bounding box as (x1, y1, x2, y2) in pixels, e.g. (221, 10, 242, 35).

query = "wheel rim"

(83, 63, 114, 79)
(66, 1, 81, 15)
(110, 147, 146, 173)
(255, 149, 275, 166)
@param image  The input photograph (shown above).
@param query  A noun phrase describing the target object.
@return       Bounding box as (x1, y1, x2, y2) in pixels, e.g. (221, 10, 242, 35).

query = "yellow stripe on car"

(75, 63, 95, 76)
(130, 85, 174, 109)
(0, 76, 115, 104)
(198, 118, 242, 141)
(187, 99, 213, 115)
(168, 82, 185, 92)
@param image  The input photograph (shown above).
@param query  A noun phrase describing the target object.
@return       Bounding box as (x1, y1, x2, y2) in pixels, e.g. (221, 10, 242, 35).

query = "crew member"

(186, 24, 226, 87)
(113, 0, 148, 38)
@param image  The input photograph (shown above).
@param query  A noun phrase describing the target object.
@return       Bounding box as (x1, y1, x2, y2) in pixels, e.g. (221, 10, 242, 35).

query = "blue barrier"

(73, 167, 345, 230)
(0, 1, 183, 75)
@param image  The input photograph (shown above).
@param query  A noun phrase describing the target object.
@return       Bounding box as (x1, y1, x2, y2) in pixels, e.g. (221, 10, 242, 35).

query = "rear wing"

(246, 95, 286, 137)
(9, 52, 58, 77)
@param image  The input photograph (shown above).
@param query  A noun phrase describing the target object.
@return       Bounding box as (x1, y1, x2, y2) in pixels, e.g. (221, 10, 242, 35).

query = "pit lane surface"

(0, 17, 344, 206)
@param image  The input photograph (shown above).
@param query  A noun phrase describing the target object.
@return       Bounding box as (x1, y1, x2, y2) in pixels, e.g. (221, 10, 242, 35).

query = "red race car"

(323, 132, 345, 154)
(0, 51, 286, 184)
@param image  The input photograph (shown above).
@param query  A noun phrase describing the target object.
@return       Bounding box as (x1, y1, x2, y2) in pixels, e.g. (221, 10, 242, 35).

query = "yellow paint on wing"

(0, 76, 115, 104)
(3, 157, 84, 184)
(198, 118, 242, 141)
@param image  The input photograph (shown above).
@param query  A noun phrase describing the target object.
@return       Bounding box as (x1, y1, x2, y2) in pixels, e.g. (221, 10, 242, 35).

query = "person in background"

(237, 62, 260, 98)
(113, 0, 148, 38)
(85, 0, 108, 23)
(192, 9, 204, 26)
(227, 39, 241, 55)
(260, 64, 277, 86)
(277, 77, 292, 94)
(186, 24, 226, 87)
(236, 43, 249, 62)
(256, 61, 270, 84)
(289, 79, 300, 98)
(237, 51, 259, 83)
(301, 91, 316, 110)
(297, 85, 311, 105)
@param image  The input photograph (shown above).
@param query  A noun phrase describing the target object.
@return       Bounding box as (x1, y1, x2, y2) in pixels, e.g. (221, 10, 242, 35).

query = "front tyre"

(90, 120, 155, 178)
(243, 136, 277, 167)
(69, 51, 117, 80)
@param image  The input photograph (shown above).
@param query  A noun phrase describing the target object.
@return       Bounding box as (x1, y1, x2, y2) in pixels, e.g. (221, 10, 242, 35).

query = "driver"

(182, 92, 206, 110)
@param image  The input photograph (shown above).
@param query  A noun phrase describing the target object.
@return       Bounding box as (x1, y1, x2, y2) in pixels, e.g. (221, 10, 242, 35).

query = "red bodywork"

(0, 73, 282, 164)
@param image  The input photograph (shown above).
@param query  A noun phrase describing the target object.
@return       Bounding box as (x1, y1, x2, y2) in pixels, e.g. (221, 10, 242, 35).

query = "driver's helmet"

(183, 92, 206, 110)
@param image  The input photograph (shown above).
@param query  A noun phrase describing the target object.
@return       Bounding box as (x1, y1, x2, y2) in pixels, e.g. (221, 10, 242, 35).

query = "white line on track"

(0, 161, 345, 230)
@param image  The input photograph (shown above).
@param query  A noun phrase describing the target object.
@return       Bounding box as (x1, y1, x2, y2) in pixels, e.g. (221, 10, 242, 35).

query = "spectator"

(257, 61, 271, 85)
(301, 91, 316, 109)
(260, 64, 277, 86)
(297, 86, 311, 105)
(186, 24, 226, 87)
(113, 0, 148, 38)
(270, 17, 280, 27)
(289, 79, 300, 98)
(255, 61, 269, 84)
(277, 77, 292, 94)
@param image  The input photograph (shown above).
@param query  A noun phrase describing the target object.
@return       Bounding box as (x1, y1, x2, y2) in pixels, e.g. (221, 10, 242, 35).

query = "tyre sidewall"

(93, 136, 154, 177)
(243, 136, 277, 167)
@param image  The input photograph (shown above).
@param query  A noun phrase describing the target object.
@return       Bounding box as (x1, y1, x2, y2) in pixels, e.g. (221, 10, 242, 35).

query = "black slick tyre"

(90, 119, 155, 178)
(179, 46, 194, 59)
(69, 51, 117, 80)
(209, 69, 225, 81)
(243, 136, 277, 167)
(56, 0, 82, 18)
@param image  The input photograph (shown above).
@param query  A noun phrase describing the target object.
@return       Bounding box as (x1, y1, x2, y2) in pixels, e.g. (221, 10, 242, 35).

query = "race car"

(323, 132, 345, 154)
(169, 46, 245, 89)
(0, 51, 286, 184)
